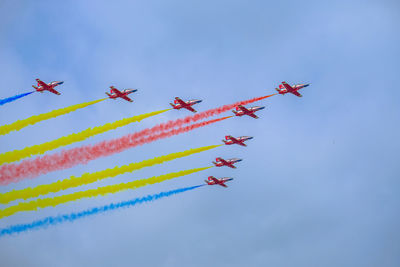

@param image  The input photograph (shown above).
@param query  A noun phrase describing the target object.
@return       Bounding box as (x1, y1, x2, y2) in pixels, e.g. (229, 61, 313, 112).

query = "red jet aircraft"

(275, 81, 310, 97)
(205, 176, 234, 188)
(232, 105, 265, 119)
(170, 97, 202, 112)
(32, 79, 64, 95)
(222, 135, 253, 147)
(213, 157, 242, 168)
(106, 86, 137, 102)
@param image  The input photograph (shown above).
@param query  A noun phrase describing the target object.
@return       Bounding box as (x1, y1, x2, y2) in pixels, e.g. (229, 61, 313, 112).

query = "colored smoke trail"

(0, 98, 106, 136)
(0, 93, 274, 183)
(0, 91, 34, 106)
(0, 116, 231, 185)
(0, 185, 204, 238)
(0, 109, 170, 164)
(0, 167, 211, 219)
(0, 145, 220, 203)
(157, 94, 275, 130)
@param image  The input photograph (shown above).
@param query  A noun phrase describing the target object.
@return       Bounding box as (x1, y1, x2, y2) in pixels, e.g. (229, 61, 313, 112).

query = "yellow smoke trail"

(0, 166, 212, 219)
(0, 108, 170, 164)
(0, 98, 106, 136)
(0, 145, 221, 203)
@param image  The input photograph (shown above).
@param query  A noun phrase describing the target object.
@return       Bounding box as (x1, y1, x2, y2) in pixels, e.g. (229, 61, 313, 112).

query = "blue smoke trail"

(0, 91, 35, 106)
(0, 185, 204, 238)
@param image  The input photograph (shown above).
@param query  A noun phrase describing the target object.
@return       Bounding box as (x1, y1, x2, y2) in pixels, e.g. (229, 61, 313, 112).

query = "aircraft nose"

(197, 100, 202, 103)
(58, 81, 64, 85)
(304, 84, 310, 87)
(259, 106, 265, 110)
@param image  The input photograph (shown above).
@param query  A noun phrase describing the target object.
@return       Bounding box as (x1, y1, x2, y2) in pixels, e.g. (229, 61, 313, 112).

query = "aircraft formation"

(0, 78, 310, 236)
(27, 79, 309, 187)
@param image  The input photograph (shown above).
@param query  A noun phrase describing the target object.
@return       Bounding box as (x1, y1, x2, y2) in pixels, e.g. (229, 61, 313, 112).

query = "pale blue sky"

(0, 0, 399, 266)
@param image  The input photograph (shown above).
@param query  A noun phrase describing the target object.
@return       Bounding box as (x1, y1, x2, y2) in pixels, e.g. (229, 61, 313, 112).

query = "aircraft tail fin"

(275, 88, 280, 92)
(169, 103, 176, 108)
(105, 92, 111, 97)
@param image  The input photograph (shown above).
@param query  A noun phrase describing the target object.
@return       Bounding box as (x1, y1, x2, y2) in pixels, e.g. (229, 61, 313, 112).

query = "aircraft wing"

(248, 113, 259, 119)
(47, 88, 61, 95)
(121, 95, 133, 102)
(218, 158, 228, 165)
(211, 177, 220, 183)
(184, 106, 196, 112)
(219, 183, 228, 188)
(237, 139, 247, 146)
(37, 79, 48, 88)
(110, 87, 123, 96)
(225, 135, 233, 140)
(282, 81, 294, 91)
(228, 136, 238, 142)
(237, 105, 249, 112)
(174, 97, 186, 106)
(290, 91, 302, 97)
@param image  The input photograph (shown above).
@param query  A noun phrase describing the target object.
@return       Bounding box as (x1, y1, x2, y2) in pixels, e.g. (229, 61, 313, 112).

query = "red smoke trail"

(0, 116, 232, 185)
(146, 94, 274, 132)
(0, 94, 274, 185)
